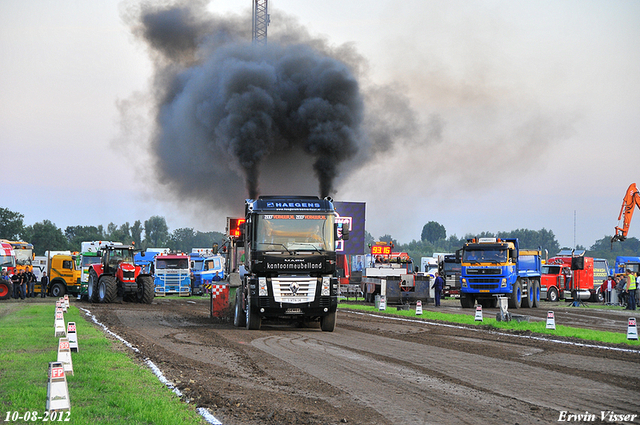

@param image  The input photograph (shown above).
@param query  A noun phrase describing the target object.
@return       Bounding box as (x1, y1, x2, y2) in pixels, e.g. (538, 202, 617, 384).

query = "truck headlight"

(321, 277, 331, 296)
(501, 278, 507, 288)
(258, 277, 268, 296)
(461, 278, 467, 288)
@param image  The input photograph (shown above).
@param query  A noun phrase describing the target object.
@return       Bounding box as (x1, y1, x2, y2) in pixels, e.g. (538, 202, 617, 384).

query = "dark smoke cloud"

(121, 1, 409, 210)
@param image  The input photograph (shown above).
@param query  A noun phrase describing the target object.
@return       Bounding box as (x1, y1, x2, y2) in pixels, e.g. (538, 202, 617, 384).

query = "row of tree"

(1, 208, 638, 265)
(0, 208, 225, 256)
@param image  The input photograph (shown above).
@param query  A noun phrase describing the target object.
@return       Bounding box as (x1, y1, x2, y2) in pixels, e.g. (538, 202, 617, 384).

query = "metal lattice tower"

(252, 0, 270, 45)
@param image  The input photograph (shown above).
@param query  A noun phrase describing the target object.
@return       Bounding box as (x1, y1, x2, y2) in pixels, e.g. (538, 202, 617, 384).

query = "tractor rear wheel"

(98, 275, 118, 303)
(136, 275, 154, 304)
(0, 282, 10, 300)
(88, 270, 99, 303)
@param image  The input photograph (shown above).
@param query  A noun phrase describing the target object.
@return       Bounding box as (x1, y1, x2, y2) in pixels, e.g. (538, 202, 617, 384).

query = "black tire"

(509, 280, 522, 309)
(532, 280, 541, 308)
(522, 280, 534, 308)
(233, 288, 246, 327)
(246, 298, 261, 330)
(136, 275, 155, 304)
(320, 311, 336, 332)
(88, 270, 99, 303)
(98, 275, 118, 303)
(50, 282, 66, 298)
(547, 287, 558, 302)
(460, 294, 475, 308)
(0, 282, 10, 300)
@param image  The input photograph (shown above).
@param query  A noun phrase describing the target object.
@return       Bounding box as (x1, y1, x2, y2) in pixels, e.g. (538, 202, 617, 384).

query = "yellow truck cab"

(42, 254, 82, 297)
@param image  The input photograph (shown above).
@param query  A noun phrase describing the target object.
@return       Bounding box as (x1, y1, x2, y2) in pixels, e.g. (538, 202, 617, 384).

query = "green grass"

(0, 304, 206, 424)
(338, 303, 640, 347)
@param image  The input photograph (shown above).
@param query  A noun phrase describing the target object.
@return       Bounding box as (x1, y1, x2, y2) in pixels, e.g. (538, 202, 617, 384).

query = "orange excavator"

(612, 183, 640, 243)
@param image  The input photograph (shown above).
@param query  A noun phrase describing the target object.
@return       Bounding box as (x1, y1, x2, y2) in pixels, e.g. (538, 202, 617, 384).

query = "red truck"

(541, 253, 599, 302)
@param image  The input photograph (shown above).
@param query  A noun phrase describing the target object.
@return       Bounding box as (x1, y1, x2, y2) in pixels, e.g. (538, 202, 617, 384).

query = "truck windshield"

(14, 249, 33, 266)
(443, 259, 461, 274)
(111, 249, 133, 263)
(462, 248, 507, 264)
(541, 265, 562, 274)
(204, 258, 221, 270)
(256, 213, 334, 251)
(0, 255, 14, 268)
(82, 255, 101, 267)
(156, 258, 189, 270)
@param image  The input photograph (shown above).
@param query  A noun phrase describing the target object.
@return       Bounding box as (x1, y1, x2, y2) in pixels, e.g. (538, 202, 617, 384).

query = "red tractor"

(87, 244, 154, 304)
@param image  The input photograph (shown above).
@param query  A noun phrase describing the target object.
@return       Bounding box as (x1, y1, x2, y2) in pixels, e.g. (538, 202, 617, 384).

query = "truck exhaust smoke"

(122, 1, 389, 206)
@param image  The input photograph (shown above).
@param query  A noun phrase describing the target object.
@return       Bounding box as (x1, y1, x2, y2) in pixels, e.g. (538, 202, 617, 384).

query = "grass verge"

(0, 303, 206, 424)
(338, 303, 640, 347)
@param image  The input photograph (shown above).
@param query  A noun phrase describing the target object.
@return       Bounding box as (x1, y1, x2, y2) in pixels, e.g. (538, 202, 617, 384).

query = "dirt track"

(82, 297, 640, 425)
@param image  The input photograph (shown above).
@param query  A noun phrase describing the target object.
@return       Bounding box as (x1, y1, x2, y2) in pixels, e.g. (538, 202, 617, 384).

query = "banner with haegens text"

(333, 201, 366, 256)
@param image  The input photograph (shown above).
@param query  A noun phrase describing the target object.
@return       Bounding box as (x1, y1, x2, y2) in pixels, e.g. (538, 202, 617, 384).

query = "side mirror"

(341, 223, 350, 241)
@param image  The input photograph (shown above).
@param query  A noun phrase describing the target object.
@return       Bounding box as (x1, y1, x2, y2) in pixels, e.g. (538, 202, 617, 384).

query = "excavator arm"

(612, 183, 640, 243)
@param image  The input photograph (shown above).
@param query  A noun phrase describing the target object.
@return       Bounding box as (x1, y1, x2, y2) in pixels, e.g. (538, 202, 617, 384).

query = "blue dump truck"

(459, 238, 541, 309)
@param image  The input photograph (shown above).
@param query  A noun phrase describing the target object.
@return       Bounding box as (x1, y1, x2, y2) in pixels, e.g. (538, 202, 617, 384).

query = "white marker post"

(546, 311, 556, 330)
(379, 295, 386, 311)
(415, 300, 423, 315)
(46, 362, 70, 412)
(54, 312, 66, 337)
(474, 305, 483, 321)
(67, 322, 78, 352)
(627, 317, 638, 340)
(57, 338, 74, 376)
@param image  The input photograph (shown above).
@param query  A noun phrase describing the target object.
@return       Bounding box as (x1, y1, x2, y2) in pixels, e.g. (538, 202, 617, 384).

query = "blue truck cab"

(189, 253, 225, 295)
(614, 256, 640, 275)
(459, 238, 541, 309)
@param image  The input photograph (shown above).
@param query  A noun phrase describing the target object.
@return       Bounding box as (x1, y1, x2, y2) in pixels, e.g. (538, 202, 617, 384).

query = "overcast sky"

(1, 0, 639, 249)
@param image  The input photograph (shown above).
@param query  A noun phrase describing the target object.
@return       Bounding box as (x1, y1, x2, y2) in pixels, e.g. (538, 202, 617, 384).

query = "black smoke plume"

(124, 1, 381, 208)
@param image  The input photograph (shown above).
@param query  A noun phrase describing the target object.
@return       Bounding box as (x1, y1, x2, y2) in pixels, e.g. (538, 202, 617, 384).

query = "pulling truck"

(541, 250, 599, 302)
(614, 256, 640, 276)
(439, 253, 461, 298)
(0, 240, 34, 274)
(361, 245, 429, 304)
(459, 238, 541, 309)
(189, 252, 226, 295)
(87, 244, 154, 304)
(233, 196, 347, 331)
(153, 252, 191, 296)
(0, 242, 16, 300)
(45, 254, 83, 298)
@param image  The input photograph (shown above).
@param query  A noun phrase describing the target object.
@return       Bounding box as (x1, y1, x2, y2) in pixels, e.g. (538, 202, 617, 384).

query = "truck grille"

(469, 278, 501, 284)
(470, 284, 499, 290)
(466, 268, 501, 275)
(272, 277, 317, 304)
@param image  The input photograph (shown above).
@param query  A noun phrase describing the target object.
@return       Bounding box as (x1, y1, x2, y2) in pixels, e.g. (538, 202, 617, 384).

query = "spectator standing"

(11, 271, 20, 299)
(26, 269, 36, 298)
(615, 276, 627, 306)
(18, 270, 27, 300)
(602, 275, 615, 304)
(431, 272, 444, 307)
(40, 271, 49, 298)
(625, 269, 636, 310)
